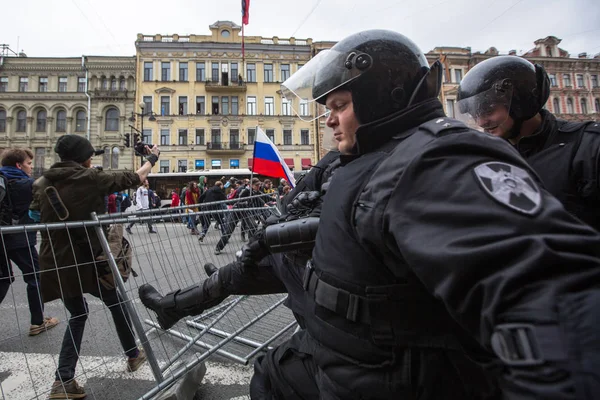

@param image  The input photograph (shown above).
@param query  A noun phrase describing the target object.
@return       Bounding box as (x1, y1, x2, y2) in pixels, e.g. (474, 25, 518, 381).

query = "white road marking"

(0, 351, 253, 400)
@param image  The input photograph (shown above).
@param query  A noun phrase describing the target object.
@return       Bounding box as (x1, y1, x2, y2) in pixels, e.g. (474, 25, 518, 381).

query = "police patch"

(473, 162, 542, 215)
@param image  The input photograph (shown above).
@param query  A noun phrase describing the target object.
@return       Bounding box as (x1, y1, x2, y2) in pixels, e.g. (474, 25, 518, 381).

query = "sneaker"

(149, 230, 158, 234)
(127, 348, 147, 372)
(29, 317, 59, 336)
(125, 227, 133, 234)
(198, 234, 205, 242)
(48, 379, 86, 399)
(214, 248, 221, 255)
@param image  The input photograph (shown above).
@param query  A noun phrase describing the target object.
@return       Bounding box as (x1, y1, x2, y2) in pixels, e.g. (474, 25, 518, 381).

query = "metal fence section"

(0, 193, 297, 400)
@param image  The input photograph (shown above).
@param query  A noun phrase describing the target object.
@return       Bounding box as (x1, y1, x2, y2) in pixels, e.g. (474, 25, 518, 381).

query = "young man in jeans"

(0, 148, 59, 336)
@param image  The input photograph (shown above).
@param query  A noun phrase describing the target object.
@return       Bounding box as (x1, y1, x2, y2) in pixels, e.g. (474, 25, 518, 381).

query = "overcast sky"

(1, 0, 599, 58)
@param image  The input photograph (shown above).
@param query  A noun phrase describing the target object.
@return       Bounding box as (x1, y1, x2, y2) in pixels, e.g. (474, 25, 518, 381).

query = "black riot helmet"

(457, 56, 550, 125)
(281, 30, 442, 124)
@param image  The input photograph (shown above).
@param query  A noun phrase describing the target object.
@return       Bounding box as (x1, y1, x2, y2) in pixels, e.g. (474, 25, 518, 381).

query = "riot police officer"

(276, 29, 599, 399)
(457, 56, 600, 230)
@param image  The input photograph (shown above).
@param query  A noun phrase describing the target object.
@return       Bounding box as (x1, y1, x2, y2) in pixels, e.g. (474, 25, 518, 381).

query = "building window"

(144, 62, 153, 81)
(36, 110, 47, 132)
(266, 129, 275, 143)
(179, 62, 188, 81)
(160, 96, 170, 115)
(19, 77, 28, 92)
(75, 110, 86, 132)
(39, 77, 48, 92)
(16, 110, 26, 132)
(143, 96, 153, 113)
(231, 96, 239, 115)
(246, 63, 256, 82)
(196, 62, 205, 81)
(301, 129, 309, 145)
(221, 63, 229, 86)
(102, 146, 110, 169)
(264, 64, 273, 82)
(592, 75, 599, 88)
(159, 160, 169, 173)
(56, 110, 67, 132)
(283, 129, 292, 145)
(211, 129, 221, 145)
(595, 98, 600, 113)
(111, 147, 119, 169)
(446, 99, 455, 118)
(546, 46, 552, 57)
(553, 98, 560, 114)
(178, 160, 187, 172)
(454, 69, 462, 84)
(549, 74, 557, 87)
(101, 77, 108, 89)
(563, 74, 572, 87)
(220, 96, 228, 115)
(178, 96, 188, 115)
(212, 96, 220, 115)
(178, 129, 188, 145)
(57, 76, 67, 92)
(581, 98, 588, 114)
(247, 128, 256, 145)
(161, 62, 171, 81)
(110, 78, 117, 91)
(231, 63, 238, 82)
(211, 159, 222, 170)
(195, 159, 205, 169)
(281, 64, 290, 82)
(567, 98, 574, 114)
(0, 77, 8, 92)
(282, 98, 291, 116)
(230, 129, 240, 149)
(105, 108, 119, 131)
(247, 96, 256, 115)
(211, 62, 219, 82)
(0, 109, 6, 132)
(142, 129, 152, 144)
(78, 77, 86, 92)
(196, 96, 205, 114)
(160, 129, 170, 145)
(230, 159, 239, 169)
(119, 78, 126, 91)
(299, 99, 309, 116)
(265, 97, 274, 115)
(195, 128, 205, 145)
(577, 74, 585, 88)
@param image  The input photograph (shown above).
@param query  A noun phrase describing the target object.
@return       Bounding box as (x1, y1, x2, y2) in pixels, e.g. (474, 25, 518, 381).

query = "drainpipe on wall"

(82, 55, 91, 140)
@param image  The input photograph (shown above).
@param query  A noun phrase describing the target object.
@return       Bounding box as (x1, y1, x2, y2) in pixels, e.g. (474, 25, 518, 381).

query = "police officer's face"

(326, 90, 360, 155)
(475, 104, 514, 139)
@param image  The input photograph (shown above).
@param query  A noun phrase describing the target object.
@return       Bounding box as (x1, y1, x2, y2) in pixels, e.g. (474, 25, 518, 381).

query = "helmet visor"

(281, 48, 370, 122)
(321, 125, 338, 151)
(456, 81, 513, 133)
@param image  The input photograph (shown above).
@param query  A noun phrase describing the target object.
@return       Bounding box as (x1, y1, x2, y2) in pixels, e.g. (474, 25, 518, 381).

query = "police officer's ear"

(406, 60, 443, 107)
(534, 64, 550, 110)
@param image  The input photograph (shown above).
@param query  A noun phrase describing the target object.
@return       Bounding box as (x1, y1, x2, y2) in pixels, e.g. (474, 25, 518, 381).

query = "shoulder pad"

(583, 122, 600, 134)
(418, 117, 469, 136)
(557, 119, 587, 133)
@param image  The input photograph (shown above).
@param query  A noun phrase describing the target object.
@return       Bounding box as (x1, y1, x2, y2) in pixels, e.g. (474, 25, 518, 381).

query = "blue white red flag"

(242, 0, 250, 25)
(252, 127, 295, 187)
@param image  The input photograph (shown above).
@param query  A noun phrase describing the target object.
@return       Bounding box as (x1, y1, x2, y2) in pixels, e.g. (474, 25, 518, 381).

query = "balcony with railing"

(205, 79, 247, 92)
(206, 141, 247, 154)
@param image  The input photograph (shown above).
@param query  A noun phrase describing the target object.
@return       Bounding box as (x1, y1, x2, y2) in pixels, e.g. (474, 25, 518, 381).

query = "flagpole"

(250, 125, 257, 182)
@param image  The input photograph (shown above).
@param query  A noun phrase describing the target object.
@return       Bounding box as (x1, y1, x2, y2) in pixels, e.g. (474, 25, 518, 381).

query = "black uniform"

(515, 109, 600, 230)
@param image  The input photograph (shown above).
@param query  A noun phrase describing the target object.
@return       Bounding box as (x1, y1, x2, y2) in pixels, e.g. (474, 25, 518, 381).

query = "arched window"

(0, 109, 6, 132)
(119, 78, 126, 91)
(102, 146, 110, 168)
(546, 46, 552, 57)
(595, 98, 600, 113)
(102, 78, 108, 89)
(16, 110, 26, 132)
(111, 78, 117, 91)
(567, 98, 574, 114)
(105, 108, 119, 131)
(36, 110, 47, 131)
(56, 110, 67, 132)
(111, 146, 120, 169)
(75, 110, 86, 132)
(581, 98, 588, 114)
(553, 98, 560, 114)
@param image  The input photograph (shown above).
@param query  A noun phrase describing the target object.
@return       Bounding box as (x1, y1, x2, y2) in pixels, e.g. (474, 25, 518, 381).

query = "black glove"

(287, 191, 321, 217)
(237, 230, 270, 266)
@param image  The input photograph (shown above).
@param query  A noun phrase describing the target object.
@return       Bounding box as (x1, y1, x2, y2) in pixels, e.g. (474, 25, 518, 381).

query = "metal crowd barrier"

(0, 194, 296, 400)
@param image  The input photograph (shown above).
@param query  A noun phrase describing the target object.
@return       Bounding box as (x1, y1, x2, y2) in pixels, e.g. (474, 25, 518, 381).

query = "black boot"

(204, 263, 218, 276)
(138, 284, 206, 330)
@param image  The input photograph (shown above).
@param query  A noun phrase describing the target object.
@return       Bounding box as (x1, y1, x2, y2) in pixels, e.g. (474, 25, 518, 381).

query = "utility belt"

(303, 260, 462, 350)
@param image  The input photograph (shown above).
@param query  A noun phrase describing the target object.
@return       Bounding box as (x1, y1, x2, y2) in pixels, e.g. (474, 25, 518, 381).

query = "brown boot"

(127, 348, 147, 372)
(29, 317, 59, 336)
(48, 379, 86, 399)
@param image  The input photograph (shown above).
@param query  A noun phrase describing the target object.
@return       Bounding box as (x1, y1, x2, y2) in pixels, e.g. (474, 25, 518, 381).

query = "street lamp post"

(129, 101, 156, 168)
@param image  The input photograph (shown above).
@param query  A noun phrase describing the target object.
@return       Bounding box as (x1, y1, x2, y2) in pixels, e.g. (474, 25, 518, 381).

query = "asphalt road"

(0, 214, 296, 400)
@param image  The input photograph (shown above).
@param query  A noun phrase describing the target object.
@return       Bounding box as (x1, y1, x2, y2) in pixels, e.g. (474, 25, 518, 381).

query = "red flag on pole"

(242, 0, 250, 25)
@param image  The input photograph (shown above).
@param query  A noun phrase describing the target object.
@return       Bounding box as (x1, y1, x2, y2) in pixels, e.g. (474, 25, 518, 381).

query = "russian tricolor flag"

(252, 127, 295, 187)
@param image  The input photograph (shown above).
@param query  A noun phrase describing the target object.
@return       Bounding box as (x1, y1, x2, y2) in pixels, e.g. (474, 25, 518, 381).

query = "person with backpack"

(0, 148, 60, 337)
(29, 135, 160, 399)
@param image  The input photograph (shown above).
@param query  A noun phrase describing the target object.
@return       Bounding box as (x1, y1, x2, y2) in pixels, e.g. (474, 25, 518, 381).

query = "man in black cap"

(30, 134, 160, 399)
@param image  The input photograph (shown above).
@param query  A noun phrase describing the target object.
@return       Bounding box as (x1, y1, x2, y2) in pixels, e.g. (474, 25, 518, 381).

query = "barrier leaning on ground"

(0, 194, 297, 400)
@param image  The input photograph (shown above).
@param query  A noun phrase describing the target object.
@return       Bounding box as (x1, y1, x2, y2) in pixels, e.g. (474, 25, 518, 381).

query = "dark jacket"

(31, 161, 140, 301)
(515, 110, 600, 230)
(0, 166, 36, 249)
(203, 185, 227, 207)
(307, 99, 600, 398)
